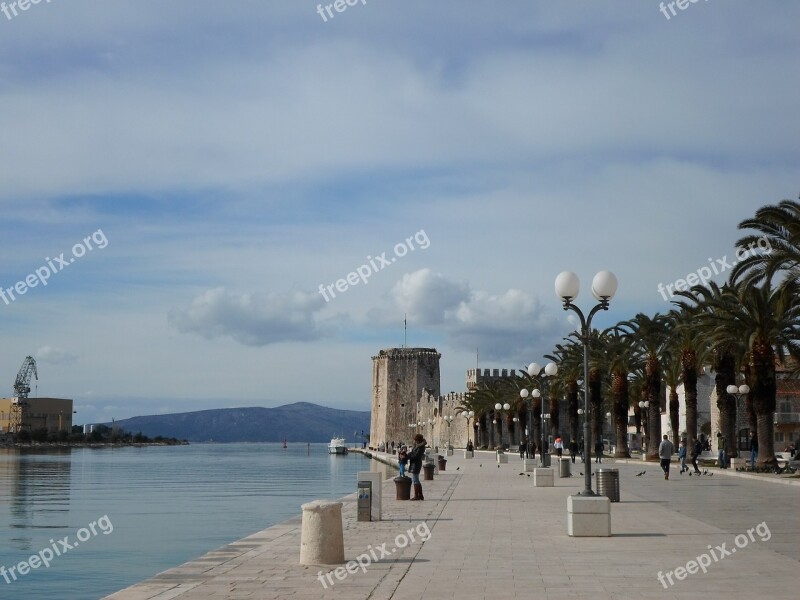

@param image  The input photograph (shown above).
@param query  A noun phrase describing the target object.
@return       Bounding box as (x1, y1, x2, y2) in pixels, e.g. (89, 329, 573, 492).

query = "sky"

(0, 0, 797, 425)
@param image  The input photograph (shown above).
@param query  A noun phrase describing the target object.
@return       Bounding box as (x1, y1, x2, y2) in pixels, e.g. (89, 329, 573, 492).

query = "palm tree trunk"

(612, 372, 631, 458)
(567, 380, 579, 444)
(549, 397, 560, 439)
(533, 398, 542, 455)
(589, 368, 603, 450)
(714, 351, 737, 457)
(646, 356, 662, 461)
(669, 388, 680, 444)
(751, 339, 777, 468)
(682, 352, 698, 443)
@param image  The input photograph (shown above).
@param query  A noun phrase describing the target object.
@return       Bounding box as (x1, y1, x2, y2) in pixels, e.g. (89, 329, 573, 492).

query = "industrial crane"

(9, 356, 37, 433)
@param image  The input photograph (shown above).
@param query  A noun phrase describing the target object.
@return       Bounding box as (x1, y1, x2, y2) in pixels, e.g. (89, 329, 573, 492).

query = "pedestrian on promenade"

(407, 434, 427, 501)
(519, 440, 526, 459)
(678, 439, 687, 473)
(466, 440, 474, 452)
(690, 438, 702, 473)
(594, 439, 603, 463)
(659, 435, 674, 480)
(398, 445, 408, 477)
(749, 432, 758, 469)
(569, 439, 578, 464)
(717, 432, 728, 469)
(554, 437, 564, 458)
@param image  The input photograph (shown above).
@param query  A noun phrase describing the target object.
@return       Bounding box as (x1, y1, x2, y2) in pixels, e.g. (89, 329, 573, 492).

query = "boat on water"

(328, 437, 347, 455)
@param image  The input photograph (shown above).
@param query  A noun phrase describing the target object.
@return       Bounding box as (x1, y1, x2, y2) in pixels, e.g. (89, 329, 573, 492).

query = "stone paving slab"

(104, 451, 799, 600)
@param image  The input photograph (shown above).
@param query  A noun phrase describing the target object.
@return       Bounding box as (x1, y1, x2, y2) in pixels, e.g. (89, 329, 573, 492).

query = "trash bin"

(596, 468, 619, 502)
(437, 456, 447, 471)
(423, 463, 435, 481)
(394, 476, 412, 500)
(558, 457, 571, 478)
(541, 453, 551, 468)
(357, 480, 373, 520)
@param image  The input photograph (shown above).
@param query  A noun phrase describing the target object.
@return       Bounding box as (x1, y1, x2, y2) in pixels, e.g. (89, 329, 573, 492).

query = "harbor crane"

(9, 356, 37, 433)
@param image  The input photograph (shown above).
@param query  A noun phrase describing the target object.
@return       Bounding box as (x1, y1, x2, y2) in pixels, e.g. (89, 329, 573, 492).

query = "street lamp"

(527, 361, 558, 465)
(727, 383, 750, 453)
(494, 402, 510, 449)
(462, 410, 475, 446)
(556, 270, 618, 496)
(443, 415, 454, 449)
(638, 400, 649, 450)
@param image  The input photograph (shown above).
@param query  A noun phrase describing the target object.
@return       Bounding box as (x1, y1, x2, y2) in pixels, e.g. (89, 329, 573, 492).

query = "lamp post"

(638, 401, 649, 451)
(727, 384, 750, 453)
(526, 361, 558, 465)
(494, 402, 510, 449)
(556, 270, 618, 496)
(462, 410, 475, 446)
(443, 415, 454, 448)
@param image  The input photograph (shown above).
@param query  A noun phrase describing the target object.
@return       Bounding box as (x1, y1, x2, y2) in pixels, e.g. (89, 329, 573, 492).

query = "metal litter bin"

(394, 476, 411, 500)
(558, 457, 571, 478)
(423, 463, 435, 481)
(357, 480, 372, 521)
(438, 456, 447, 471)
(596, 468, 619, 502)
(541, 453, 551, 468)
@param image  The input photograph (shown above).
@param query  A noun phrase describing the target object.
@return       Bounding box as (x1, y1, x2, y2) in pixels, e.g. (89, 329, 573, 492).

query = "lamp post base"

(567, 495, 610, 537)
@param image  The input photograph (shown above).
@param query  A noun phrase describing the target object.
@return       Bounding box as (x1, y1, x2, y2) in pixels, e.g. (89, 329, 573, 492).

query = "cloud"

(385, 269, 563, 361)
(168, 287, 328, 346)
(36, 346, 79, 365)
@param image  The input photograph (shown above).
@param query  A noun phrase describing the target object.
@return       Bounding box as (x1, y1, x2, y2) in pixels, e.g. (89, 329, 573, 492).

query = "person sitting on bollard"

(398, 445, 408, 477)
(407, 434, 427, 501)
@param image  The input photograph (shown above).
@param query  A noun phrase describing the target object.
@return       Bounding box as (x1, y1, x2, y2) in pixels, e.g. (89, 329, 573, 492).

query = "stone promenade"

(105, 451, 799, 600)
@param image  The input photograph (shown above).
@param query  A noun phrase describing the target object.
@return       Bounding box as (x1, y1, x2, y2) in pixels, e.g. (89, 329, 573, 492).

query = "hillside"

(107, 402, 370, 443)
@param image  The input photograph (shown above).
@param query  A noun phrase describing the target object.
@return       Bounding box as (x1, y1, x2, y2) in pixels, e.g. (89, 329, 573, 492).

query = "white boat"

(328, 437, 347, 455)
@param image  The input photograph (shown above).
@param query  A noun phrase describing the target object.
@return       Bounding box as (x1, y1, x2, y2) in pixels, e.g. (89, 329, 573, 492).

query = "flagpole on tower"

(404, 314, 407, 348)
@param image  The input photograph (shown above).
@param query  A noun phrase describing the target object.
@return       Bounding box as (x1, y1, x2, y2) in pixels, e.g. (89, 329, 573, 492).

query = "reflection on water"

(1, 449, 72, 552)
(0, 444, 390, 600)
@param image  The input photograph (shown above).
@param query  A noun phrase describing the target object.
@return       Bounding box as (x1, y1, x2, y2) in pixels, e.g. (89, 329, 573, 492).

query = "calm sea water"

(0, 443, 392, 600)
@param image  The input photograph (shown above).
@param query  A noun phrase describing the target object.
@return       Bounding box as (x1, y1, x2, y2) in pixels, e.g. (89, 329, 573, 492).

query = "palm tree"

(617, 313, 671, 461)
(676, 283, 745, 457)
(681, 281, 800, 467)
(601, 326, 640, 458)
(546, 341, 583, 446)
(668, 307, 709, 445)
(730, 198, 800, 288)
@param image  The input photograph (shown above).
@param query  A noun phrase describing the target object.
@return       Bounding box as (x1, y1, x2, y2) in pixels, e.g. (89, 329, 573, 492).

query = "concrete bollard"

(299, 500, 345, 565)
(533, 468, 554, 487)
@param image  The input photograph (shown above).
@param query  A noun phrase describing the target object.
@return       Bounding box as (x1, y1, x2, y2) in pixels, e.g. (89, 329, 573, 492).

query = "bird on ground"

(635, 471, 644, 477)
(519, 472, 525, 476)
(497, 464, 501, 468)
(479, 464, 482, 467)
(579, 472, 583, 476)
(708, 472, 713, 476)
(456, 467, 460, 470)
(527, 474, 531, 477)
(688, 472, 692, 476)
(703, 470, 708, 475)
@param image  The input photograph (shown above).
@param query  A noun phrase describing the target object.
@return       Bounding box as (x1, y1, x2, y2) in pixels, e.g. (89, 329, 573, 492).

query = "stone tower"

(370, 348, 441, 449)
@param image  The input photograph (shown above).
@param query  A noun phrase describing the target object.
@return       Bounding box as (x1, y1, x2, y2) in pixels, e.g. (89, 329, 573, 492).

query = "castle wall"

(370, 348, 440, 449)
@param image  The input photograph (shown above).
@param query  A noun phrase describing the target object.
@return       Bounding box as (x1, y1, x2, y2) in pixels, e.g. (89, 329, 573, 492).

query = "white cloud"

(167, 287, 329, 346)
(36, 346, 79, 365)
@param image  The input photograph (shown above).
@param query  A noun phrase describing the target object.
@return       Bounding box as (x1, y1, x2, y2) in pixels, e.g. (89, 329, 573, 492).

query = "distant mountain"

(107, 402, 371, 443)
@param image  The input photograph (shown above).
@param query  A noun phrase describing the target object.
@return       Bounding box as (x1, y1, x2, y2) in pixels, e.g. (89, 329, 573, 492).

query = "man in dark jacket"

(407, 434, 427, 501)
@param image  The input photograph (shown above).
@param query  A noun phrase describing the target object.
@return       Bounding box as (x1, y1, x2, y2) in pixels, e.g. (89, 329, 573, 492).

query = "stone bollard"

(299, 500, 345, 565)
(533, 468, 554, 487)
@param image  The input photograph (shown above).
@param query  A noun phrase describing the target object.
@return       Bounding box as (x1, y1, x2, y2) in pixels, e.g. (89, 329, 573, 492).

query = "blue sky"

(0, 0, 797, 424)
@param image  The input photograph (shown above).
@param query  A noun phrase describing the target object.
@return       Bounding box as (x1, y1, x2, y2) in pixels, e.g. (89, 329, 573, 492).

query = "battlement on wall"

(466, 368, 518, 389)
(372, 348, 441, 361)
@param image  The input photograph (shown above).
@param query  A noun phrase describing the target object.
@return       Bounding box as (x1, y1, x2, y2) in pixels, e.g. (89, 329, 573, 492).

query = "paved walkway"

(105, 451, 799, 600)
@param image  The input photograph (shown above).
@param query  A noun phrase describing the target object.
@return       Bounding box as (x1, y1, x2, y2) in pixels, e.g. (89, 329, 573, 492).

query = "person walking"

(594, 439, 603, 463)
(690, 438, 702, 474)
(569, 439, 578, 464)
(717, 432, 728, 469)
(659, 434, 675, 480)
(519, 440, 526, 459)
(554, 437, 564, 458)
(749, 432, 758, 469)
(407, 434, 427, 501)
(398, 444, 408, 477)
(678, 439, 688, 473)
